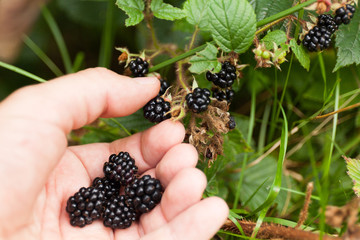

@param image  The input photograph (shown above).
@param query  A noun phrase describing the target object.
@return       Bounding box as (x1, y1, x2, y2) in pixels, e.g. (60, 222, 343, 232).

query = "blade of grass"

(268, 68, 278, 142)
(243, 177, 270, 207)
(72, 52, 85, 72)
(98, 0, 115, 68)
(258, 100, 271, 153)
(228, 210, 245, 236)
(23, 35, 63, 77)
(318, 53, 327, 103)
(0, 61, 46, 83)
(42, 6, 73, 73)
(105, 118, 132, 136)
(233, 86, 256, 209)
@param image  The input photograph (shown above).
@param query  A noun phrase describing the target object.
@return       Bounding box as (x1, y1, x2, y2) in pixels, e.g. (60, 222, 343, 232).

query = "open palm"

(0, 68, 228, 240)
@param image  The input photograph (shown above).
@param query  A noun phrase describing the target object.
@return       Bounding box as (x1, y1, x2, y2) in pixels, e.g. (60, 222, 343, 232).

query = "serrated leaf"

(151, 0, 186, 21)
(261, 30, 287, 50)
(334, 10, 360, 72)
(115, 0, 144, 26)
(290, 39, 310, 71)
(207, 0, 256, 53)
(344, 156, 360, 197)
(253, 0, 293, 21)
(189, 43, 221, 74)
(183, 0, 210, 30)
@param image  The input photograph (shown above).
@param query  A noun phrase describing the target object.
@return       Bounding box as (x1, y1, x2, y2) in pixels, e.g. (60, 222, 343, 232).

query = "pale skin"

(0, 68, 229, 240)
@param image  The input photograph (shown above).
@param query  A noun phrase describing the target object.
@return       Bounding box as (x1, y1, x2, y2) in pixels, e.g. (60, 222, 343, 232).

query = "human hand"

(0, 68, 228, 240)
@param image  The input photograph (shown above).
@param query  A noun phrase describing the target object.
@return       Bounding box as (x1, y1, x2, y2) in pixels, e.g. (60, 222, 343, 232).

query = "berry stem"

(188, 26, 199, 50)
(149, 0, 317, 73)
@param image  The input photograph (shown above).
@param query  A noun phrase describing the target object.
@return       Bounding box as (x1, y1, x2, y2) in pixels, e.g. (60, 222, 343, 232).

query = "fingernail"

(134, 77, 158, 85)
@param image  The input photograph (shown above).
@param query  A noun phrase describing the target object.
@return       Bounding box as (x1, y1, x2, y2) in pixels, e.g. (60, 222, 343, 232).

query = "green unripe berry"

(254, 49, 263, 57)
(261, 51, 271, 59)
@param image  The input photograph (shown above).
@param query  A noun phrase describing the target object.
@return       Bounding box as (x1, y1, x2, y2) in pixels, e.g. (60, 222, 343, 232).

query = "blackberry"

(66, 187, 105, 227)
(206, 61, 237, 88)
(103, 152, 138, 186)
(227, 115, 236, 130)
(92, 177, 121, 200)
(125, 175, 163, 214)
(317, 14, 338, 34)
(158, 79, 170, 96)
(143, 96, 171, 123)
(129, 57, 149, 77)
(186, 87, 211, 113)
(302, 26, 332, 52)
(103, 195, 137, 229)
(212, 89, 234, 103)
(334, 5, 355, 25)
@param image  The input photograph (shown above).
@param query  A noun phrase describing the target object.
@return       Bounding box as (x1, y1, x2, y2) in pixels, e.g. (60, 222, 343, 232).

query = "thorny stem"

(145, 0, 159, 49)
(149, 0, 317, 72)
(188, 26, 199, 50)
(176, 61, 190, 92)
(255, 16, 287, 36)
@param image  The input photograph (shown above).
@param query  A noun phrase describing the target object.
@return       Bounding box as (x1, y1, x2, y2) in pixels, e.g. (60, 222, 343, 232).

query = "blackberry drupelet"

(129, 57, 149, 77)
(158, 79, 170, 96)
(103, 195, 137, 229)
(212, 89, 234, 103)
(186, 87, 211, 113)
(143, 96, 171, 123)
(66, 187, 105, 227)
(302, 26, 332, 52)
(227, 115, 236, 130)
(125, 175, 163, 214)
(317, 14, 338, 34)
(206, 61, 237, 88)
(92, 177, 121, 200)
(103, 152, 138, 186)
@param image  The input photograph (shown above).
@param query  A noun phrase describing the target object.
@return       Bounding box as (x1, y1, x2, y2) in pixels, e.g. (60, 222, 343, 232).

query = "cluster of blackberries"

(206, 61, 237, 88)
(66, 151, 163, 229)
(129, 57, 149, 77)
(143, 79, 171, 123)
(303, 4, 356, 52)
(212, 89, 234, 103)
(186, 87, 211, 113)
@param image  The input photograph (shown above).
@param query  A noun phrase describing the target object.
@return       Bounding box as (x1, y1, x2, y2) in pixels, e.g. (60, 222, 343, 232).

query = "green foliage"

(151, 0, 186, 21)
(183, 0, 210, 29)
(334, 9, 360, 72)
(189, 43, 221, 74)
(261, 30, 287, 50)
(207, 0, 256, 53)
(345, 156, 360, 197)
(253, 0, 293, 21)
(290, 39, 310, 71)
(115, 0, 145, 26)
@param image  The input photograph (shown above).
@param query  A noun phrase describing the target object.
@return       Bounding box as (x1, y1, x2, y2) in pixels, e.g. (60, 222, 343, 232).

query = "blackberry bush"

(66, 187, 105, 227)
(143, 96, 171, 123)
(186, 87, 211, 113)
(125, 175, 163, 214)
(103, 152, 138, 185)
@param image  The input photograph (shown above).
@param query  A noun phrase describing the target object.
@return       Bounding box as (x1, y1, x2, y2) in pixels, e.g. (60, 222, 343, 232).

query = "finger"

(140, 197, 229, 240)
(0, 68, 159, 226)
(109, 120, 185, 173)
(139, 168, 206, 234)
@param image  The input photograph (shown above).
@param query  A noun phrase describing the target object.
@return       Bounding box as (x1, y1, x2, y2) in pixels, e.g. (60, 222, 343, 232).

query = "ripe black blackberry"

(212, 89, 234, 103)
(103, 195, 137, 229)
(92, 177, 121, 200)
(143, 96, 171, 123)
(317, 14, 338, 34)
(302, 26, 332, 52)
(103, 152, 138, 186)
(129, 57, 149, 77)
(334, 5, 355, 25)
(227, 115, 236, 130)
(125, 175, 163, 214)
(206, 61, 237, 88)
(66, 187, 105, 227)
(186, 87, 211, 113)
(158, 79, 170, 96)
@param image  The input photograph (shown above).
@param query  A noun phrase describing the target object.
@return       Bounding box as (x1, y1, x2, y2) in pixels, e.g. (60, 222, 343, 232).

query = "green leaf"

(183, 0, 210, 29)
(253, 0, 293, 22)
(290, 39, 310, 71)
(261, 30, 287, 50)
(344, 156, 360, 197)
(151, 0, 186, 21)
(334, 10, 360, 72)
(115, 0, 144, 26)
(189, 43, 221, 74)
(207, 0, 256, 53)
